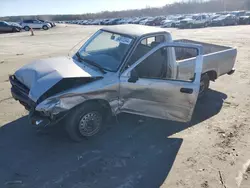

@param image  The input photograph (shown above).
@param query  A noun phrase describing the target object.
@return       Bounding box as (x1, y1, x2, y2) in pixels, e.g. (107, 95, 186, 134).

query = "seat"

(136, 42, 167, 79)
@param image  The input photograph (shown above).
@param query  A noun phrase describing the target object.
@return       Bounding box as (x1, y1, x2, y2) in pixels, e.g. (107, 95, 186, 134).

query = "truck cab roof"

(102, 24, 171, 38)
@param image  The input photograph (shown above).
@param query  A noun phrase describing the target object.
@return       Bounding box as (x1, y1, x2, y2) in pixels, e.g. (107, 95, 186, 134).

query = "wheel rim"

(78, 111, 102, 137)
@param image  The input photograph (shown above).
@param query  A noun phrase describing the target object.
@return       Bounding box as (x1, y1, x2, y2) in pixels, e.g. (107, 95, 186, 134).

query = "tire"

(65, 102, 104, 142)
(42, 25, 49, 30)
(24, 26, 30, 31)
(198, 74, 210, 99)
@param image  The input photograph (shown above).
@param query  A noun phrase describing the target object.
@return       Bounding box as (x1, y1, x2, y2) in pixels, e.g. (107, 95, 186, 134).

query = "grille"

(9, 75, 35, 110)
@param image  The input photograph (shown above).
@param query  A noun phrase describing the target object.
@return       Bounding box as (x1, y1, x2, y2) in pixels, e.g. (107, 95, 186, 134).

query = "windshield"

(3, 21, 9, 25)
(192, 16, 198, 20)
(77, 30, 133, 72)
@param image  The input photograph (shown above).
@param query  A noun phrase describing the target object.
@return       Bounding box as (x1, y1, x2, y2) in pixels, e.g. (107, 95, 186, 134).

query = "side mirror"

(128, 69, 139, 83)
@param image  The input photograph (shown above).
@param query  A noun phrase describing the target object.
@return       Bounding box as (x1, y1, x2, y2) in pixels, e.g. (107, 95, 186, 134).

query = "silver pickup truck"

(10, 25, 237, 141)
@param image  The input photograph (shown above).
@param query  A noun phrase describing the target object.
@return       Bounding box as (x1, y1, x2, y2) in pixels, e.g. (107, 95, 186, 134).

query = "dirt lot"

(0, 24, 250, 188)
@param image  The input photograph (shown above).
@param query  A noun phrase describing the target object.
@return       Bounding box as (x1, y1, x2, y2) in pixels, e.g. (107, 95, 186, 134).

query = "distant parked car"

(106, 18, 122, 25)
(100, 19, 110, 25)
(38, 19, 56, 27)
(139, 17, 153, 25)
(210, 14, 238, 26)
(179, 14, 211, 29)
(239, 12, 250, 25)
(20, 20, 51, 31)
(132, 17, 146, 24)
(145, 17, 165, 26)
(9, 22, 22, 28)
(161, 16, 186, 28)
(161, 18, 179, 28)
(231, 11, 246, 17)
(0, 21, 21, 33)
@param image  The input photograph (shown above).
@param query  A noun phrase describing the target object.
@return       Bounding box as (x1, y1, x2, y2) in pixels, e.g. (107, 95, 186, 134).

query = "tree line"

(1, 0, 250, 22)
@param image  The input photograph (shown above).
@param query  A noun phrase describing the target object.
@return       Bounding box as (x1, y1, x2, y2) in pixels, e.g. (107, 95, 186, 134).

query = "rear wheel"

(198, 74, 210, 99)
(24, 26, 30, 31)
(65, 102, 104, 142)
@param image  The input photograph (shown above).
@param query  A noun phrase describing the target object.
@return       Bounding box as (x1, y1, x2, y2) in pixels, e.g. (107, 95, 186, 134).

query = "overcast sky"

(0, 0, 186, 17)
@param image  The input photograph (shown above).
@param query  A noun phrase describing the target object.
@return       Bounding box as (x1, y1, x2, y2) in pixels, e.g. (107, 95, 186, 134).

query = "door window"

(127, 35, 165, 67)
(132, 46, 198, 82)
(134, 47, 167, 79)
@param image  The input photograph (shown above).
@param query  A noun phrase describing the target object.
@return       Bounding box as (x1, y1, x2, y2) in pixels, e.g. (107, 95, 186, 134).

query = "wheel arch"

(74, 99, 113, 121)
(204, 70, 218, 81)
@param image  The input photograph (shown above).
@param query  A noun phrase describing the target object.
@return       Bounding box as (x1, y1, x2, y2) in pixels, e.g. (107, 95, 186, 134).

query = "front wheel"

(24, 26, 30, 31)
(42, 25, 49, 30)
(198, 74, 210, 99)
(65, 103, 104, 142)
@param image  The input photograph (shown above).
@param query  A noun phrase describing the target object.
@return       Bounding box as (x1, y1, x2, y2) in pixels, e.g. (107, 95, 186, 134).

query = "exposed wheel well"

(75, 99, 113, 121)
(205, 70, 217, 81)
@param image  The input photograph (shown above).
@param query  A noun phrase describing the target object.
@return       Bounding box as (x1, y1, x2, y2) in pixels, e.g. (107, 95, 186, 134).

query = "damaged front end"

(10, 75, 102, 127)
(9, 56, 105, 128)
(9, 75, 50, 127)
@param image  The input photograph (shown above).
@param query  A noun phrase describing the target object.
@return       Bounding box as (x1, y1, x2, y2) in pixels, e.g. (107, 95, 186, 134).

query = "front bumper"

(227, 68, 236, 75)
(10, 75, 68, 128)
(9, 75, 35, 110)
(28, 110, 68, 128)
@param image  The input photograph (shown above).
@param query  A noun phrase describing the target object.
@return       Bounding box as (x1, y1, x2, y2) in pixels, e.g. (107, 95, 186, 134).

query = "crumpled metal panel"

(119, 42, 203, 122)
(35, 72, 120, 116)
(14, 56, 103, 102)
(119, 77, 199, 122)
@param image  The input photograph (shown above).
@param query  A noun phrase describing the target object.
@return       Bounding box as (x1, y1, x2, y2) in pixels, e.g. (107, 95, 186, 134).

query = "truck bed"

(174, 39, 237, 81)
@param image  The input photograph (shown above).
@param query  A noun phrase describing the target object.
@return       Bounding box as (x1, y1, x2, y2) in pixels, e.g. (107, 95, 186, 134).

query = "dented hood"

(14, 56, 103, 102)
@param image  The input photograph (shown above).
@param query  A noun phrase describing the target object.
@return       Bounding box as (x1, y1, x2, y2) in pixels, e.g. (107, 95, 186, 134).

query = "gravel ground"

(0, 24, 250, 188)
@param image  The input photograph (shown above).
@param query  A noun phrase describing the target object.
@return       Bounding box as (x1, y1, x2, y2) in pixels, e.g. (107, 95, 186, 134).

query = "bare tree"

(1, 0, 249, 22)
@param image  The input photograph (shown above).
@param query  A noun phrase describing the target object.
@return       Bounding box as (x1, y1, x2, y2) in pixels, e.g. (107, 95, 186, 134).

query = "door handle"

(180, 88, 193, 94)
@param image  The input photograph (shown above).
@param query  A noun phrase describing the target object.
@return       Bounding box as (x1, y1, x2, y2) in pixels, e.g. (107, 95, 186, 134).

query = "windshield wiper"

(76, 52, 106, 74)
